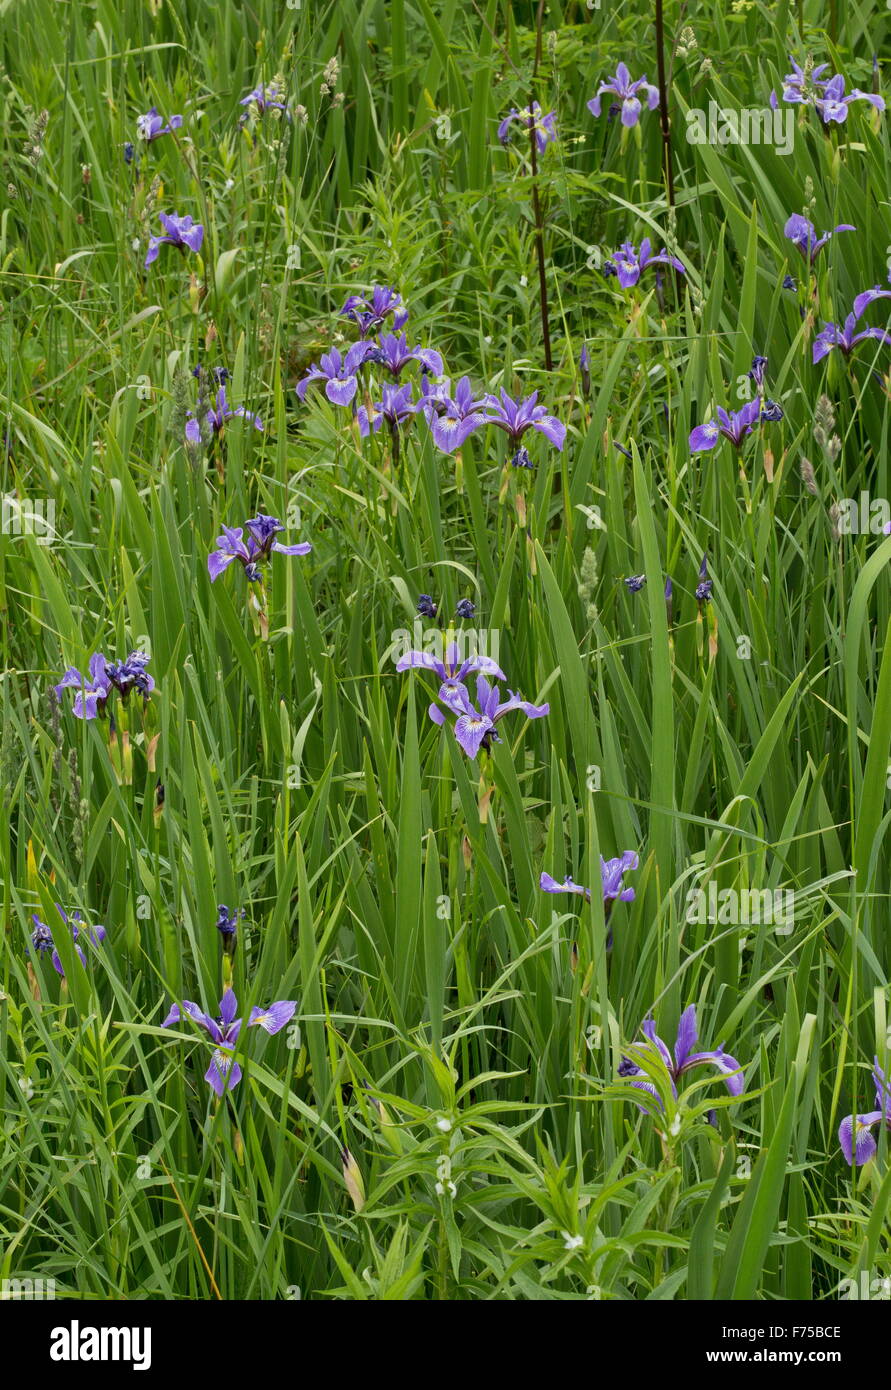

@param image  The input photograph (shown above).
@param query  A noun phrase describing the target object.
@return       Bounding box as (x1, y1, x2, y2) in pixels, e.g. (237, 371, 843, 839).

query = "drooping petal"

(205, 1050, 243, 1097)
(325, 374, 358, 406)
(72, 691, 101, 720)
(453, 713, 494, 758)
(851, 327, 891, 351)
(271, 540, 313, 557)
(532, 414, 566, 450)
(838, 1112, 883, 1165)
(682, 1048, 745, 1096)
(395, 649, 448, 679)
(853, 285, 891, 321)
(539, 872, 591, 900)
(689, 420, 720, 452)
(621, 96, 642, 127)
(248, 1000, 297, 1034)
(208, 548, 239, 581)
(162, 999, 214, 1033)
(453, 653, 507, 683)
(54, 666, 85, 696)
(495, 690, 550, 721)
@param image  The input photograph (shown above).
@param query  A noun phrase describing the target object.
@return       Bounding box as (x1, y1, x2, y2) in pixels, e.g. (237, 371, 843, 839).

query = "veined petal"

(853, 285, 891, 321)
(454, 654, 507, 683)
(326, 375, 358, 406)
(838, 1111, 883, 1165)
(208, 549, 239, 581)
(621, 96, 642, 127)
(532, 414, 566, 450)
(682, 1048, 745, 1096)
(689, 420, 720, 452)
(272, 540, 313, 556)
(248, 1000, 297, 1034)
(453, 713, 494, 758)
(674, 1006, 698, 1071)
(219, 988, 238, 1026)
(205, 1050, 242, 1097)
(395, 650, 447, 678)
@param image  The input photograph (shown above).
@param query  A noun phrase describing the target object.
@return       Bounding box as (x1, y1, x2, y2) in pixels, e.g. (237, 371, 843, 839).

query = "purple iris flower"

(144, 213, 204, 269)
(813, 288, 891, 364)
(695, 554, 713, 602)
(428, 673, 548, 759)
(422, 376, 488, 453)
(784, 214, 855, 264)
(357, 382, 419, 436)
(186, 385, 263, 444)
(295, 343, 372, 406)
(814, 74, 885, 123)
(216, 904, 243, 958)
(498, 102, 558, 153)
(161, 987, 297, 1097)
(416, 594, 438, 619)
(208, 513, 311, 583)
(54, 652, 113, 719)
(136, 108, 183, 142)
(601, 852, 639, 900)
(618, 1005, 745, 1107)
(540, 852, 638, 905)
(104, 650, 154, 701)
(240, 83, 289, 117)
(748, 355, 768, 388)
(587, 63, 659, 127)
(839, 1061, 891, 1164)
(193, 363, 230, 384)
(603, 238, 685, 289)
(484, 389, 566, 451)
(396, 640, 507, 715)
(456, 598, 475, 620)
(625, 575, 646, 593)
(54, 651, 153, 718)
(689, 398, 763, 453)
(215, 904, 243, 939)
(340, 286, 407, 337)
(769, 56, 831, 109)
(367, 332, 443, 380)
(31, 905, 107, 977)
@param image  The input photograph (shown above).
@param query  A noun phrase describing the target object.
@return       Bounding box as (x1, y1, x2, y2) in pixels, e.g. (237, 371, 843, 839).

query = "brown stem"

(654, 0, 675, 209)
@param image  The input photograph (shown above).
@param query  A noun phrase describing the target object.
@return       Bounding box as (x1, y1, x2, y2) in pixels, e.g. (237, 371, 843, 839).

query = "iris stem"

(654, 0, 675, 210)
